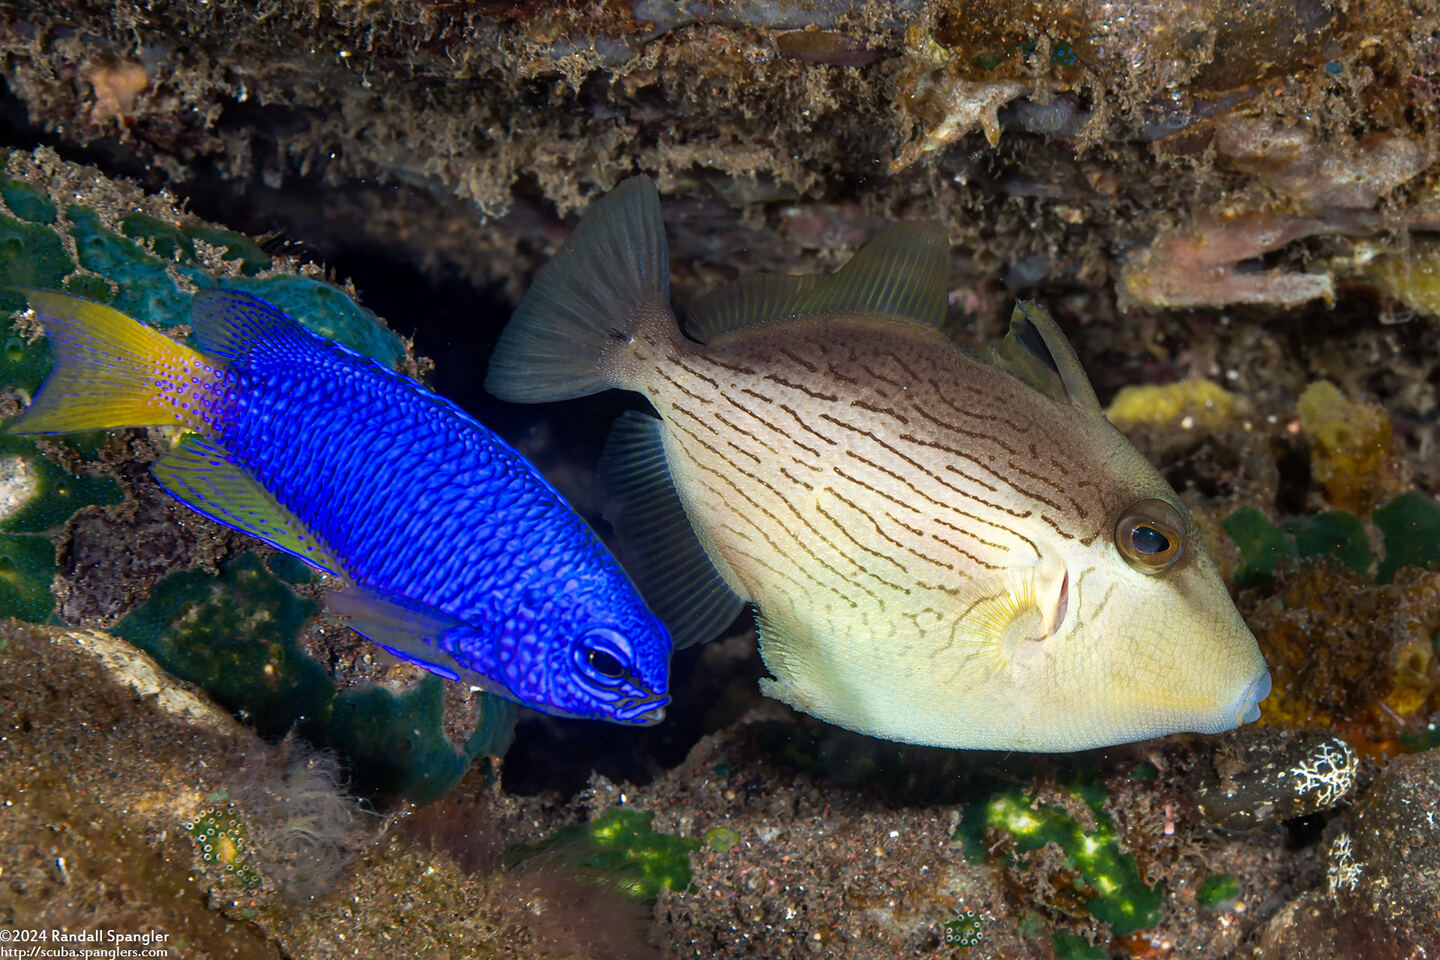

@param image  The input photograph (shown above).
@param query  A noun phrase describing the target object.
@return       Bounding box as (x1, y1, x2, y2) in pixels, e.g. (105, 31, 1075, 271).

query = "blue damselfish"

(8, 289, 671, 725)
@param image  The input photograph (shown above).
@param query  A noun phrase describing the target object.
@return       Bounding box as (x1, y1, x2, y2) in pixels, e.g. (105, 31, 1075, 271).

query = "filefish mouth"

(615, 692, 670, 726)
(1233, 670, 1272, 726)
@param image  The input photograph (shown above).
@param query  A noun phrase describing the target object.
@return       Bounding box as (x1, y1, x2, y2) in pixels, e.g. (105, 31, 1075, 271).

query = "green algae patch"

(0, 532, 56, 621)
(956, 785, 1163, 937)
(522, 808, 700, 902)
(65, 205, 193, 325)
(0, 174, 58, 224)
(1052, 931, 1106, 960)
(121, 212, 198, 263)
(0, 436, 122, 535)
(184, 224, 272, 276)
(1285, 510, 1372, 575)
(0, 211, 75, 290)
(112, 551, 515, 804)
(112, 552, 331, 741)
(1196, 872, 1240, 910)
(1222, 507, 1297, 586)
(704, 825, 741, 853)
(1374, 492, 1440, 583)
(329, 676, 470, 804)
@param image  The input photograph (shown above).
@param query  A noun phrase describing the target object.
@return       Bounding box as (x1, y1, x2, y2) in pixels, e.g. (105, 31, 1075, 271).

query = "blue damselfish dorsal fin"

(189, 289, 331, 366)
(326, 584, 512, 696)
(598, 410, 745, 648)
(152, 433, 344, 576)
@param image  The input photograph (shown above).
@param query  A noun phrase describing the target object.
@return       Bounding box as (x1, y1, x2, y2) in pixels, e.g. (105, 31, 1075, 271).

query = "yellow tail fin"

(7, 290, 221, 435)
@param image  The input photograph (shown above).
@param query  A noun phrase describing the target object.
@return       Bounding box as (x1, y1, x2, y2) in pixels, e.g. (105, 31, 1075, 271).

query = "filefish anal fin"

(599, 410, 745, 648)
(152, 433, 343, 576)
(988, 301, 1103, 416)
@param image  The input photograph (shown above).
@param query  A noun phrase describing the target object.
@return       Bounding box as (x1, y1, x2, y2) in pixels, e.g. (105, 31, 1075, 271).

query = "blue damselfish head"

(496, 570, 672, 726)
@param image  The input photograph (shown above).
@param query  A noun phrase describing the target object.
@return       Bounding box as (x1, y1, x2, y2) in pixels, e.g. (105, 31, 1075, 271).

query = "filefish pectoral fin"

(987, 301, 1103, 417)
(153, 433, 344, 576)
(327, 583, 509, 694)
(948, 558, 1070, 670)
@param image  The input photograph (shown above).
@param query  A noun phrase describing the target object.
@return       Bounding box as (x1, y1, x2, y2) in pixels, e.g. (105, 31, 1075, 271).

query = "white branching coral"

(1328, 832, 1362, 895)
(1290, 738, 1358, 809)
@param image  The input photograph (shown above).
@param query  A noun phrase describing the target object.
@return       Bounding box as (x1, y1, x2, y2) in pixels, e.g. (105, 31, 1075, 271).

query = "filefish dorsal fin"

(987, 301, 1102, 416)
(797, 221, 950, 327)
(190, 289, 331, 366)
(152, 433, 343, 576)
(684, 274, 822, 343)
(684, 221, 950, 340)
(598, 410, 745, 648)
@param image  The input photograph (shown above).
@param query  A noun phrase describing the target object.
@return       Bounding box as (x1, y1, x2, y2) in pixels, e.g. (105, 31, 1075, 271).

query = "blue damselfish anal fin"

(152, 433, 343, 576)
(599, 410, 745, 649)
(327, 584, 511, 696)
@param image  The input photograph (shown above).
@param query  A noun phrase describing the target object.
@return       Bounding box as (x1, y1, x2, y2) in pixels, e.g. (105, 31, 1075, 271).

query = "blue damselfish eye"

(575, 629, 633, 687)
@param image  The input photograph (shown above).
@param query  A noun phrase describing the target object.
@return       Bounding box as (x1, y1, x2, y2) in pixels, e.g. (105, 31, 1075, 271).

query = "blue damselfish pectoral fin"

(327, 583, 511, 695)
(152, 433, 344, 575)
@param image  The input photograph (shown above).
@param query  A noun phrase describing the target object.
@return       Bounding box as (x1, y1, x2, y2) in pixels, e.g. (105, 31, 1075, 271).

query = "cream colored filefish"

(487, 176, 1272, 752)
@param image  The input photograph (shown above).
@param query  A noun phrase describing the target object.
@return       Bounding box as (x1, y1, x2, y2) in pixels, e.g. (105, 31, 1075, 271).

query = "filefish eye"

(574, 629, 634, 688)
(1116, 499, 1184, 572)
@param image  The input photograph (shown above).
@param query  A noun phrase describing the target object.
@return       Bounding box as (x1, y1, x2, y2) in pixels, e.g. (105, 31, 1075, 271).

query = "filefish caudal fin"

(485, 176, 676, 403)
(5, 290, 230, 435)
